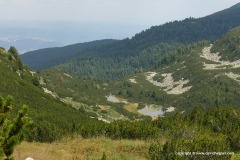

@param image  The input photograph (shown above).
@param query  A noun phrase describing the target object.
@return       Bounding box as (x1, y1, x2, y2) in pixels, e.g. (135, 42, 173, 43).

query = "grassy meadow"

(13, 136, 151, 160)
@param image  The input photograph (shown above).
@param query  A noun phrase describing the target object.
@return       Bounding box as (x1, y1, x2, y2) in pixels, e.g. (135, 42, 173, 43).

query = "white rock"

(200, 45, 240, 70)
(165, 106, 175, 112)
(128, 78, 137, 83)
(145, 72, 192, 95)
(225, 72, 240, 83)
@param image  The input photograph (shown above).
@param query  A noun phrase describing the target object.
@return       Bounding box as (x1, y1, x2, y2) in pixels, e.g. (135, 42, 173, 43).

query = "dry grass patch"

(13, 136, 150, 160)
(124, 103, 139, 114)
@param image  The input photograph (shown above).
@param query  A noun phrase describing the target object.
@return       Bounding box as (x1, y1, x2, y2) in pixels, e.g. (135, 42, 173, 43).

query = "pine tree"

(0, 96, 31, 160)
(8, 46, 19, 60)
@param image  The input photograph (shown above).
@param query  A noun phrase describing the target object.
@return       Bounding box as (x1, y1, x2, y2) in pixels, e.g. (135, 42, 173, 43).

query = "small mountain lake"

(138, 105, 164, 116)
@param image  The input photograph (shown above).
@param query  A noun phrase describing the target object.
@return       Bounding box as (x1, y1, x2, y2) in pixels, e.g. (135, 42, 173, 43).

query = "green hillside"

(21, 3, 240, 80)
(0, 47, 100, 142)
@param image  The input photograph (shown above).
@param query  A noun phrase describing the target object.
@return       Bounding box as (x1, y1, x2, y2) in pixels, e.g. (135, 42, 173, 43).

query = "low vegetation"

(0, 47, 100, 143)
(0, 96, 31, 160)
(12, 106, 240, 160)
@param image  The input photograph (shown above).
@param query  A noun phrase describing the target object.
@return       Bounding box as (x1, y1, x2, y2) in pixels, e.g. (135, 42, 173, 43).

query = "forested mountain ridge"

(134, 2, 240, 45)
(21, 39, 117, 70)
(21, 3, 240, 80)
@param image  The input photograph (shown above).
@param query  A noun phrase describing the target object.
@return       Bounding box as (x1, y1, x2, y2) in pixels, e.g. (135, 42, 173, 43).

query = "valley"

(1, 2, 240, 160)
(38, 33, 240, 122)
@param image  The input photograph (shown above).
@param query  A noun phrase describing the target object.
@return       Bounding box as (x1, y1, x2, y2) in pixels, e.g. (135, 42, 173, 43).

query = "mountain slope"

(211, 26, 240, 61)
(0, 47, 100, 142)
(135, 2, 240, 45)
(21, 3, 240, 80)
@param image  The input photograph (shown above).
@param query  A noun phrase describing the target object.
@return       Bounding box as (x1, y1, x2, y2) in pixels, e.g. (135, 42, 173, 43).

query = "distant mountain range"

(0, 22, 146, 54)
(0, 36, 62, 54)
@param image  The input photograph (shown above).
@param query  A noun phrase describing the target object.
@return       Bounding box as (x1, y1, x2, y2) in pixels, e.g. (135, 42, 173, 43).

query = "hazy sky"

(0, 0, 239, 25)
(0, 0, 239, 43)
